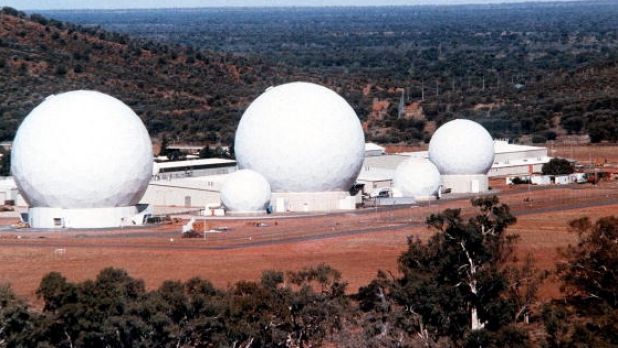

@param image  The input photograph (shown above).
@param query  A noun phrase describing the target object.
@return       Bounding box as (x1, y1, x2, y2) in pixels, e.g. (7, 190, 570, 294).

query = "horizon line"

(10, 0, 588, 12)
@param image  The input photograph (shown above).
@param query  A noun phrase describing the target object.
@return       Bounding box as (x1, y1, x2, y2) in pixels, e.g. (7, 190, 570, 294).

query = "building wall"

(28, 206, 140, 229)
(356, 179, 392, 196)
(489, 163, 545, 177)
(153, 166, 236, 181)
(141, 184, 221, 208)
(494, 149, 547, 163)
(365, 150, 385, 157)
(0, 178, 29, 206)
(363, 155, 409, 170)
(441, 174, 489, 194)
(271, 191, 352, 212)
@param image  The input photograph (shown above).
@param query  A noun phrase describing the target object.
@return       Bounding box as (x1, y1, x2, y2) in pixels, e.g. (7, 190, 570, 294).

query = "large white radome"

(11, 90, 153, 209)
(393, 158, 441, 197)
(235, 82, 365, 192)
(428, 119, 495, 175)
(220, 170, 271, 212)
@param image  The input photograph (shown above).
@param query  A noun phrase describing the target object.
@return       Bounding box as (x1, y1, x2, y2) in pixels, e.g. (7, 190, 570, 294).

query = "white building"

(357, 166, 396, 197)
(0, 177, 26, 206)
(141, 174, 228, 208)
(359, 140, 551, 196)
(153, 158, 236, 180)
(365, 142, 386, 157)
(489, 140, 551, 177)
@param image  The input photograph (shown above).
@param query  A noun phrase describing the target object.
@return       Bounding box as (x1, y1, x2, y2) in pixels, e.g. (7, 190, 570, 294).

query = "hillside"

(2, 4, 618, 147)
(0, 8, 286, 145)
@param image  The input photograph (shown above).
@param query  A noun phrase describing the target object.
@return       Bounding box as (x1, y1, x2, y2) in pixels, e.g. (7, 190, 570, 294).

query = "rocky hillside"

(0, 7, 289, 145)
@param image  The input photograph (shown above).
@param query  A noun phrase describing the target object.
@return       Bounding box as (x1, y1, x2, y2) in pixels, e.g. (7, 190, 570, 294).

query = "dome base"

(441, 174, 489, 194)
(413, 195, 437, 202)
(27, 205, 151, 229)
(225, 209, 268, 217)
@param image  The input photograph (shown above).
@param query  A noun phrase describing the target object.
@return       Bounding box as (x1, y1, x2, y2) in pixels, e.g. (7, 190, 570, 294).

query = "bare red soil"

(550, 143, 618, 164)
(1, 179, 617, 306)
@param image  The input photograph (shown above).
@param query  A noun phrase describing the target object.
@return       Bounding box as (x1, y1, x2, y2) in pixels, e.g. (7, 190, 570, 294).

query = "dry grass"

(1, 168, 618, 304)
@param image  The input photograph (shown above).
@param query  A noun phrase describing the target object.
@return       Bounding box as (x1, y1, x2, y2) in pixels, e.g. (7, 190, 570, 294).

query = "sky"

(0, 0, 579, 11)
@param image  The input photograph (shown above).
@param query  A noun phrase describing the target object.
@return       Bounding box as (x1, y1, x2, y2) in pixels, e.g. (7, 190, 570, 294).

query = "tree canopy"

(542, 158, 574, 176)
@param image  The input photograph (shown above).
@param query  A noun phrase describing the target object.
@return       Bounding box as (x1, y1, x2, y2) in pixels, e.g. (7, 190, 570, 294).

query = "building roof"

(0, 177, 16, 189)
(154, 158, 236, 171)
(365, 142, 386, 153)
(397, 151, 429, 159)
(493, 140, 546, 154)
(363, 141, 551, 179)
(151, 174, 230, 191)
(357, 168, 395, 182)
(166, 144, 204, 152)
(363, 154, 411, 170)
(491, 156, 552, 168)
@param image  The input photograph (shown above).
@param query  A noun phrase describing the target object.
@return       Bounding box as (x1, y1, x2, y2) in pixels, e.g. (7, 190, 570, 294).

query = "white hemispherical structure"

(428, 119, 494, 175)
(235, 82, 365, 192)
(220, 170, 271, 213)
(11, 90, 153, 209)
(393, 158, 441, 198)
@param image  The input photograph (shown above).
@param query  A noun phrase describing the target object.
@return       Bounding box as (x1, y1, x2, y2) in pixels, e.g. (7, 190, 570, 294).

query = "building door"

(184, 196, 191, 207)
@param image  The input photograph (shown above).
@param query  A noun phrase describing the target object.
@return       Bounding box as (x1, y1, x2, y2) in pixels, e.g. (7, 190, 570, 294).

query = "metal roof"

(493, 141, 546, 154)
(357, 168, 395, 182)
(365, 142, 386, 152)
(154, 158, 236, 170)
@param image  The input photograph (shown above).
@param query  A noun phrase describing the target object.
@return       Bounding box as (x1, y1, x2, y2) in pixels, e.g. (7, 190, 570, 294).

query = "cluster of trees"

(542, 216, 618, 346)
(43, 3, 618, 143)
(0, 265, 348, 347)
(542, 158, 575, 176)
(157, 138, 232, 161)
(0, 7, 275, 147)
(1, 197, 616, 346)
(2, 4, 617, 146)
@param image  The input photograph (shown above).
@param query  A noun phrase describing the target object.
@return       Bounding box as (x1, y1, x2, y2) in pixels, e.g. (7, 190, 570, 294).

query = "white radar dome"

(234, 82, 365, 192)
(428, 119, 495, 175)
(393, 158, 441, 197)
(11, 90, 153, 209)
(220, 170, 271, 212)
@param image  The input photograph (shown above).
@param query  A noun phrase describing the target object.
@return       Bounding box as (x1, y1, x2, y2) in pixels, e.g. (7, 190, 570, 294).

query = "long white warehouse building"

(358, 140, 550, 196)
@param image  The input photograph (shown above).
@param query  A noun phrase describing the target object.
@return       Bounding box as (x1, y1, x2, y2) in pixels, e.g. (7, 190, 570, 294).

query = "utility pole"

(398, 89, 406, 119)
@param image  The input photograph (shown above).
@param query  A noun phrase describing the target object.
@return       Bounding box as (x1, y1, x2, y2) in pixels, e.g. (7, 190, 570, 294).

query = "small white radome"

(393, 158, 441, 197)
(220, 169, 272, 212)
(234, 81, 365, 193)
(11, 90, 153, 209)
(428, 119, 495, 175)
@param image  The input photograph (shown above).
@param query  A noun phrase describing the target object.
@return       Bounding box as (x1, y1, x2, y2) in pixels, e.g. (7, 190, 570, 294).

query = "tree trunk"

(471, 306, 483, 331)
